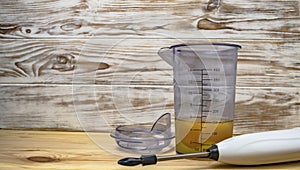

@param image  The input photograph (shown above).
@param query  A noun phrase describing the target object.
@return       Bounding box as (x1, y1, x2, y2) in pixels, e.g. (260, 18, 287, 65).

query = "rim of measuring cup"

(169, 42, 242, 49)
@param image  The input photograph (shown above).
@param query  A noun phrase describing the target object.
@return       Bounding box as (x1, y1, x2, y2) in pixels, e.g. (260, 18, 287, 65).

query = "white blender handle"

(216, 128, 300, 165)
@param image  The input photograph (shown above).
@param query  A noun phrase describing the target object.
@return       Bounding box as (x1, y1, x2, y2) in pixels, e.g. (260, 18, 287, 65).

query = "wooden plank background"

(0, 0, 300, 39)
(0, 0, 299, 134)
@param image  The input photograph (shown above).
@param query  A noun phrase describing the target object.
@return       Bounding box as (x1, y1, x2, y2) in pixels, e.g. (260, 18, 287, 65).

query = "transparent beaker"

(158, 43, 241, 153)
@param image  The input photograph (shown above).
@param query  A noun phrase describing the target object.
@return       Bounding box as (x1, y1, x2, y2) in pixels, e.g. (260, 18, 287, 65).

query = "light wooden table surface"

(1, 129, 299, 170)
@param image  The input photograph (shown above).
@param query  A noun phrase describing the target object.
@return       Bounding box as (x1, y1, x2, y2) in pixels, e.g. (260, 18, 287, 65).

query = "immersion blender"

(118, 128, 300, 166)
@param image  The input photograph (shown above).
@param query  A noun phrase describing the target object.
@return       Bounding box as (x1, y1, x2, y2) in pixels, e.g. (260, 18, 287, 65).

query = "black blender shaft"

(118, 145, 220, 166)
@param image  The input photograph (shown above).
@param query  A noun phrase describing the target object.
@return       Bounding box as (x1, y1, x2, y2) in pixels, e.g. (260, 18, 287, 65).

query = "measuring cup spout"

(158, 47, 174, 67)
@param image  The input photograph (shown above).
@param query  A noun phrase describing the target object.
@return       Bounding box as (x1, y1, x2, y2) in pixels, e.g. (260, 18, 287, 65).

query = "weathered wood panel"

(0, 85, 299, 134)
(0, 0, 299, 135)
(2, 130, 300, 169)
(0, 39, 299, 87)
(0, 0, 299, 39)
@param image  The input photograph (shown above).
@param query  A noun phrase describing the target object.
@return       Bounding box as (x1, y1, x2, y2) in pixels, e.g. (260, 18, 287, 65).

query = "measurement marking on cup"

(189, 81, 203, 85)
(190, 115, 207, 119)
(200, 69, 204, 147)
(191, 103, 207, 107)
(202, 110, 211, 113)
(189, 68, 204, 72)
(188, 92, 209, 97)
(203, 88, 219, 92)
(189, 80, 203, 83)
(189, 79, 211, 84)
(188, 68, 222, 151)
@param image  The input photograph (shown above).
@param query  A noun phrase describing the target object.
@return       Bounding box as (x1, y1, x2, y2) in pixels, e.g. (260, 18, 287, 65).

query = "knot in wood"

(20, 26, 39, 35)
(51, 53, 75, 72)
(25, 29, 31, 33)
(197, 18, 226, 30)
(98, 62, 110, 70)
(56, 55, 69, 64)
(207, 0, 221, 11)
(61, 21, 82, 31)
(27, 156, 60, 163)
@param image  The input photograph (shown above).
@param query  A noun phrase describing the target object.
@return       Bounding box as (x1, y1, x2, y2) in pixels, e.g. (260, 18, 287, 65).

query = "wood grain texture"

(0, 0, 299, 134)
(0, 0, 299, 39)
(0, 85, 299, 133)
(1, 130, 300, 170)
(0, 39, 299, 87)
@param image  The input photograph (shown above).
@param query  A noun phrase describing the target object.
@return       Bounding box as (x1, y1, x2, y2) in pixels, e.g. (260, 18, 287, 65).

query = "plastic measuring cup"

(158, 43, 241, 153)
